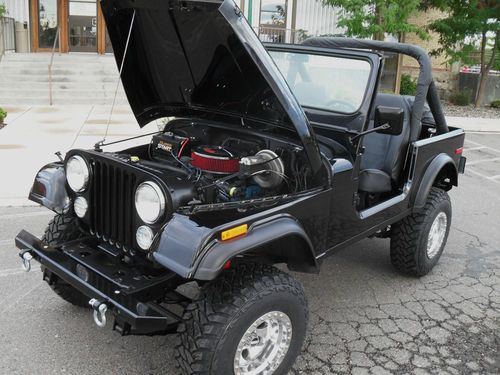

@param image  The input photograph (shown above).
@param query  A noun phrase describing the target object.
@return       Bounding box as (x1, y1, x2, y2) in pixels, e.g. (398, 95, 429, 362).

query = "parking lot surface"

(0, 133, 499, 375)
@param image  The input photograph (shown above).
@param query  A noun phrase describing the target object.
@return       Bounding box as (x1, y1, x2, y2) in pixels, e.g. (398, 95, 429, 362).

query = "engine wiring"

(100, 126, 313, 206)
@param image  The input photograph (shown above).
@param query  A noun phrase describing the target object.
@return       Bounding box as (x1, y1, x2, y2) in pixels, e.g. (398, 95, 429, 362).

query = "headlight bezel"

(66, 155, 90, 193)
(134, 181, 166, 224)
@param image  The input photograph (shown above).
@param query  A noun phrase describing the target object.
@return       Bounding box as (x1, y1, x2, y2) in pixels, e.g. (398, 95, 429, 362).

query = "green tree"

(424, 0, 499, 107)
(0, 3, 7, 18)
(321, 0, 428, 40)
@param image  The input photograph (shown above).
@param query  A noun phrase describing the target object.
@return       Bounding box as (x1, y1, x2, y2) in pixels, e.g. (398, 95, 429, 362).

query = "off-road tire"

(175, 263, 308, 375)
(41, 212, 89, 308)
(390, 187, 451, 276)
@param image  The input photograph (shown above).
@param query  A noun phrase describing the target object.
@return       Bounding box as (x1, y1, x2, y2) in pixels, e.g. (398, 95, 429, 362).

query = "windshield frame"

(265, 44, 381, 119)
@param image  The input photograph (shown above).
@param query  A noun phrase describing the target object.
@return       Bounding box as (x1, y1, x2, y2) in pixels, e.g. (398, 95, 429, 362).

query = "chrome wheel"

(234, 311, 293, 375)
(427, 212, 448, 259)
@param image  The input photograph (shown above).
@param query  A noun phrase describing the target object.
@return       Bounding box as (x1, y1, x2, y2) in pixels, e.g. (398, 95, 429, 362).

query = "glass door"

(105, 28, 113, 53)
(37, 0, 58, 49)
(69, 0, 97, 52)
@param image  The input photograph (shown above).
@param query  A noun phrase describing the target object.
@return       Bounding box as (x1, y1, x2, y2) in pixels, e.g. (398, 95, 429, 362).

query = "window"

(260, 0, 287, 27)
(259, 0, 287, 42)
(68, 0, 97, 52)
(269, 51, 372, 114)
(38, 0, 58, 48)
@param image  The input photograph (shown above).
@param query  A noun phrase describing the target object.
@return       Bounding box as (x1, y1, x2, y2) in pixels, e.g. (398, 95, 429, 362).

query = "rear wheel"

(175, 263, 308, 375)
(41, 212, 89, 308)
(390, 187, 451, 276)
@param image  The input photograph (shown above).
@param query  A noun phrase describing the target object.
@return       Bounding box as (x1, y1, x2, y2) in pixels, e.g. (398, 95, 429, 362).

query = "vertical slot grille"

(89, 159, 137, 250)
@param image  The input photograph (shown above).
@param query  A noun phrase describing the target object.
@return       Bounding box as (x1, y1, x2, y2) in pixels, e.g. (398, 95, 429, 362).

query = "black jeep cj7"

(16, 1, 466, 374)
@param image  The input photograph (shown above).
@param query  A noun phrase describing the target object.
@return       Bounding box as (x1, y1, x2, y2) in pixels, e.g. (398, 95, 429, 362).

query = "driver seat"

(358, 94, 412, 193)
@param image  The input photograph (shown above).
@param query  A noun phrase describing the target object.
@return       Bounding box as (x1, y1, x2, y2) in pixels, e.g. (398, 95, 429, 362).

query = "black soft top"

(302, 37, 449, 137)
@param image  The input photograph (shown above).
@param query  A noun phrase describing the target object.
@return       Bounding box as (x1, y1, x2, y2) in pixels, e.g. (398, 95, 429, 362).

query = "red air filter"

(191, 146, 240, 174)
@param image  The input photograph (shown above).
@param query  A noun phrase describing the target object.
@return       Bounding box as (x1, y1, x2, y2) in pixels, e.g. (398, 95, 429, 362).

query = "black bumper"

(15, 230, 183, 335)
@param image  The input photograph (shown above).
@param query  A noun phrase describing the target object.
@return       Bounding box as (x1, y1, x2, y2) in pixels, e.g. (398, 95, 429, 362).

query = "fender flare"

(29, 162, 70, 213)
(193, 215, 318, 280)
(412, 153, 457, 209)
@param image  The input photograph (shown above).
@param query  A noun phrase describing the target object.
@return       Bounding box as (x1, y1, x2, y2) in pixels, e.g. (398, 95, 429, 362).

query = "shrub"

(0, 4, 6, 18)
(491, 99, 500, 109)
(449, 91, 472, 106)
(0, 108, 6, 124)
(399, 74, 417, 96)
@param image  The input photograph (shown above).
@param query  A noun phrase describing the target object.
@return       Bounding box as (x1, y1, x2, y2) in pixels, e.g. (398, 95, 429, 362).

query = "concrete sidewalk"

(0, 105, 159, 206)
(446, 116, 500, 132)
(0, 105, 498, 207)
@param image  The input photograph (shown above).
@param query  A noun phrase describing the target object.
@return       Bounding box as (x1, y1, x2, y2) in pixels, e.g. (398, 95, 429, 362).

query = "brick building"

(401, 9, 459, 98)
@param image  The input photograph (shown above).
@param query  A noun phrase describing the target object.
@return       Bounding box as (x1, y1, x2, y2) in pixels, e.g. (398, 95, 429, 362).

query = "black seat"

(358, 94, 412, 193)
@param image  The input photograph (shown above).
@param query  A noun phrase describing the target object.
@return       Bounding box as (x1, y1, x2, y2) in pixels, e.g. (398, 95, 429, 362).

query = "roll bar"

(302, 37, 449, 137)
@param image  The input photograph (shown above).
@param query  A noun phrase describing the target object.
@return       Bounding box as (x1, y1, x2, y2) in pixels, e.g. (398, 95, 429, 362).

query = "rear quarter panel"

(411, 128, 465, 192)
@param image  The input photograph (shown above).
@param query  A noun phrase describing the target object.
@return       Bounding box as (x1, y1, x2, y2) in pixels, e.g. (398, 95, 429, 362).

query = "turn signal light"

(455, 147, 464, 155)
(221, 224, 248, 241)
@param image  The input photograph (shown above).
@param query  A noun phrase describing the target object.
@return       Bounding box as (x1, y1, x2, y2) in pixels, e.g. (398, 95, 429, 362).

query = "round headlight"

(66, 155, 89, 192)
(74, 196, 88, 218)
(136, 225, 154, 250)
(135, 181, 166, 224)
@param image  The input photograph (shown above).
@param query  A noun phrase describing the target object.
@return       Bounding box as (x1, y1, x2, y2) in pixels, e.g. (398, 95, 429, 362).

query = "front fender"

(29, 162, 70, 213)
(194, 215, 318, 280)
(152, 213, 318, 281)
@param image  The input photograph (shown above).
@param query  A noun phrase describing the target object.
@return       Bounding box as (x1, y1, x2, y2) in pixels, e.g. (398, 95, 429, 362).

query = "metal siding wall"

(294, 0, 341, 37)
(2, 0, 30, 23)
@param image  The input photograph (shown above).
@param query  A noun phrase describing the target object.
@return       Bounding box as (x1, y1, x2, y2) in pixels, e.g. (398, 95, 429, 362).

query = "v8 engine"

(145, 128, 301, 208)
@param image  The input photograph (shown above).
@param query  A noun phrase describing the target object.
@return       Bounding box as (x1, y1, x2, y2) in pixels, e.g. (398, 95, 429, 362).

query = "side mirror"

(375, 106, 404, 136)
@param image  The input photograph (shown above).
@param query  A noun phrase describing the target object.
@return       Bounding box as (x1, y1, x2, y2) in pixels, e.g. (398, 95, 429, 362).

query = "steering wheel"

(325, 99, 357, 113)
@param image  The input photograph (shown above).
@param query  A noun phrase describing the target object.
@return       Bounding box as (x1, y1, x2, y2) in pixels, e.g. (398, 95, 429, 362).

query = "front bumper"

(15, 230, 184, 335)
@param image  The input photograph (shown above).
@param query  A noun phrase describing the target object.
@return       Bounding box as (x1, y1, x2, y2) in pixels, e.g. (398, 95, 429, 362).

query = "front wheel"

(390, 187, 452, 276)
(175, 263, 308, 375)
(41, 212, 89, 308)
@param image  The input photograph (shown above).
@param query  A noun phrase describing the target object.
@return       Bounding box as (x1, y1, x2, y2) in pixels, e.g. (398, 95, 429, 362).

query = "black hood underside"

(101, 0, 323, 173)
(101, 0, 291, 127)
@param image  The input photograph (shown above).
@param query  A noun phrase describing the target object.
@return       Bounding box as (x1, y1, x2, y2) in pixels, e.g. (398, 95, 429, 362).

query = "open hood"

(100, 0, 322, 172)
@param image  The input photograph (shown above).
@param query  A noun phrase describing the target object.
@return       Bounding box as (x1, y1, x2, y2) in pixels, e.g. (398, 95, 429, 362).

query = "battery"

(151, 132, 188, 160)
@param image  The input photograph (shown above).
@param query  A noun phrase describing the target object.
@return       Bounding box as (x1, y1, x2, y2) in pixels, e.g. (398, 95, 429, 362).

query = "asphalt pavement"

(0, 133, 499, 375)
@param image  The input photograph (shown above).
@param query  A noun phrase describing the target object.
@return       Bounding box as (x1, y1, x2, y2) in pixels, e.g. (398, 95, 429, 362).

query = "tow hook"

(19, 250, 33, 272)
(89, 298, 108, 328)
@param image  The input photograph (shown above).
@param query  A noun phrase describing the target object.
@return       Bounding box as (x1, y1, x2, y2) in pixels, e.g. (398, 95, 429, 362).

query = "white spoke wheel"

(176, 264, 308, 375)
(426, 212, 448, 259)
(234, 311, 293, 375)
(390, 188, 451, 276)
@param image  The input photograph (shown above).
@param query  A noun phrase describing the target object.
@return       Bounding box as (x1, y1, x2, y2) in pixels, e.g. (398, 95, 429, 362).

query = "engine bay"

(113, 121, 319, 212)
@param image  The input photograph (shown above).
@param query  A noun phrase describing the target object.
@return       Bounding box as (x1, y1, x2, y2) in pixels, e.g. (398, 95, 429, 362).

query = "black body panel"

(153, 192, 329, 280)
